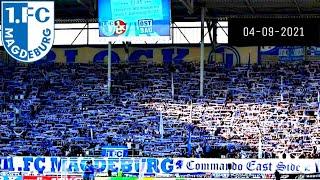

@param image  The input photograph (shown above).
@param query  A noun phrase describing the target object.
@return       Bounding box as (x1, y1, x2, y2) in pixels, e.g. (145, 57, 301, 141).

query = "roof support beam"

(206, 20, 214, 44)
(92, 0, 97, 12)
(178, 0, 194, 14)
(292, 0, 302, 14)
(245, 0, 255, 14)
(77, 0, 95, 17)
(77, 0, 89, 9)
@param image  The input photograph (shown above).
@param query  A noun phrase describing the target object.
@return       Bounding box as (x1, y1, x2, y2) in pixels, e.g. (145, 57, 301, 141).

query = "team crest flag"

(1, 1, 54, 62)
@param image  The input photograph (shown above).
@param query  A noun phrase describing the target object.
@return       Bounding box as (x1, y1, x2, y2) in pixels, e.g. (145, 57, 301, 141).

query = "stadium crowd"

(0, 60, 320, 159)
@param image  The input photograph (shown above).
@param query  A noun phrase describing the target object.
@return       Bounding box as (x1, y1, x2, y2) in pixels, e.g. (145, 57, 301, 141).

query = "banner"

(278, 46, 304, 62)
(0, 157, 317, 175)
(32, 46, 258, 66)
(101, 146, 128, 157)
(307, 46, 320, 56)
(260, 46, 304, 62)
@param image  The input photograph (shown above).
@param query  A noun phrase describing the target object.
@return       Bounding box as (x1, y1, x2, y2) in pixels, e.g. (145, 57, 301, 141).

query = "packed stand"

(0, 61, 320, 159)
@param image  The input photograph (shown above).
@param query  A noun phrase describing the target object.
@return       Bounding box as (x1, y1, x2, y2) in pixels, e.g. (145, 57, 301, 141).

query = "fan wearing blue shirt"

(89, 161, 95, 180)
(83, 161, 94, 180)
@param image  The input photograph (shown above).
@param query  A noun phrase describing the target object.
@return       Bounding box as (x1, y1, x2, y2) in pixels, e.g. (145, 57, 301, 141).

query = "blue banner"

(278, 46, 304, 62)
(260, 46, 279, 55)
(98, 0, 171, 38)
(307, 46, 320, 56)
(101, 146, 128, 157)
(260, 46, 304, 62)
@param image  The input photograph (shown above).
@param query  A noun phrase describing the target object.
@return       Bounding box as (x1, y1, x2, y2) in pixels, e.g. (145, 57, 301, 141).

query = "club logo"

(1, 1, 54, 62)
(114, 20, 126, 35)
(100, 20, 116, 37)
(138, 19, 153, 34)
(100, 19, 126, 36)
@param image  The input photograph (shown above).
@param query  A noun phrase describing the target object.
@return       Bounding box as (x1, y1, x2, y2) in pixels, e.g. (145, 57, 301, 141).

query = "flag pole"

(107, 42, 112, 96)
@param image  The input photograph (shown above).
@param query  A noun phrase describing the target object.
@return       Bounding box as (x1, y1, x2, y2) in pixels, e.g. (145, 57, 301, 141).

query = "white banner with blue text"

(0, 157, 318, 175)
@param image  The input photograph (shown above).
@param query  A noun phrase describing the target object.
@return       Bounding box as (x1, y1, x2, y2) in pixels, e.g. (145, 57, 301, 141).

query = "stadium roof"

(179, 0, 320, 20)
(1, 0, 320, 22)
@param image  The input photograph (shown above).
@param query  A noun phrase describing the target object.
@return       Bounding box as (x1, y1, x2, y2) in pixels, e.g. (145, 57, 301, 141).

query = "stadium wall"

(5, 45, 318, 65)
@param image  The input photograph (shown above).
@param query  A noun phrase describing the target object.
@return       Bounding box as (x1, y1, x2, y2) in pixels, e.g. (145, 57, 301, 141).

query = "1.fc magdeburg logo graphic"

(1, 1, 54, 62)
